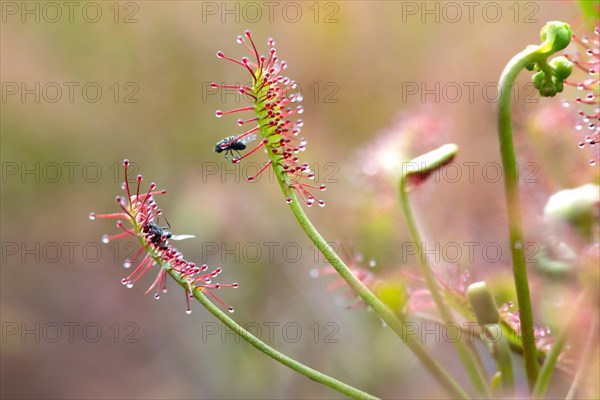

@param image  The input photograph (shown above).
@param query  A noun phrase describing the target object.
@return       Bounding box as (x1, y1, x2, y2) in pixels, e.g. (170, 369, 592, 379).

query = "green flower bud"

(537, 257, 571, 275)
(534, 243, 575, 275)
(466, 282, 500, 326)
(550, 56, 574, 80)
(491, 372, 503, 392)
(544, 184, 600, 238)
(376, 281, 408, 314)
(532, 71, 546, 90)
(532, 71, 565, 97)
(539, 87, 554, 97)
(553, 78, 564, 94)
(525, 61, 537, 71)
(540, 21, 572, 53)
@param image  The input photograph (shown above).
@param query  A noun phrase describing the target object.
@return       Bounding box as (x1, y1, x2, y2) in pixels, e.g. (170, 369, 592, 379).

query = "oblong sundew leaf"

(401, 143, 458, 189)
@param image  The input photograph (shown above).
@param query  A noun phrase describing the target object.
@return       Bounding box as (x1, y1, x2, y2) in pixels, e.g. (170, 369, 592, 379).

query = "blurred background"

(2, 1, 598, 399)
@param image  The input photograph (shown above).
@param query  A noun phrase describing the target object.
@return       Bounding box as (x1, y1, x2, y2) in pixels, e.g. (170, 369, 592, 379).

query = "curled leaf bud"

(540, 21, 573, 54)
(525, 21, 573, 97)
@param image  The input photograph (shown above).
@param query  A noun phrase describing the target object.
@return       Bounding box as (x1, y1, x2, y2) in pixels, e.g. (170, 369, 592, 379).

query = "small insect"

(214, 134, 257, 161)
(143, 218, 195, 250)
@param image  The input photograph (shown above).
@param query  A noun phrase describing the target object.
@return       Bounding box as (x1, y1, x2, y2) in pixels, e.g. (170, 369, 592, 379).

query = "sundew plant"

(91, 19, 599, 400)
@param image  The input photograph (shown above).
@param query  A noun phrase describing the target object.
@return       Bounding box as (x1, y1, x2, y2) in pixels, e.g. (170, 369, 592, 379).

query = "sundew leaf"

(401, 144, 458, 189)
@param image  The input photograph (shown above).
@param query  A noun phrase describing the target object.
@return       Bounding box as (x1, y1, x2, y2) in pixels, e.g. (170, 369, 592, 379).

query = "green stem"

(399, 180, 490, 397)
(284, 193, 470, 399)
(258, 119, 469, 396)
(466, 281, 513, 393)
(254, 70, 467, 398)
(533, 293, 586, 399)
(467, 340, 492, 387)
(497, 47, 542, 390)
(164, 268, 378, 400)
(486, 325, 515, 393)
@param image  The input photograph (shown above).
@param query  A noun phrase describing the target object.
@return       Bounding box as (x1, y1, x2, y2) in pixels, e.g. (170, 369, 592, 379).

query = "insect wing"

(170, 234, 196, 241)
(237, 134, 258, 145)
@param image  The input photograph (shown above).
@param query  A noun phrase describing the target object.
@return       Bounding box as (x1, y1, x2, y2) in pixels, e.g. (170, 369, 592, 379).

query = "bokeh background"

(2, 1, 598, 399)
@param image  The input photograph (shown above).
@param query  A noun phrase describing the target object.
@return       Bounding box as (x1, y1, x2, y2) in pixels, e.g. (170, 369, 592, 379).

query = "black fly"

(214, 134, 257, 161)
(143, 218, 194, 250)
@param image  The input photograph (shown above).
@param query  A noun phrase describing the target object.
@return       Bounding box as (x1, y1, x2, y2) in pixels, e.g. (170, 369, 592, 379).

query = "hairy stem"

(250, 50, 468, 398)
